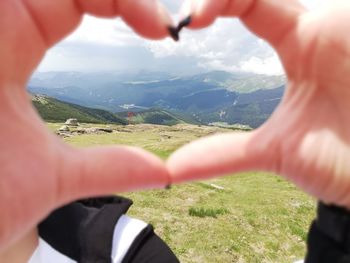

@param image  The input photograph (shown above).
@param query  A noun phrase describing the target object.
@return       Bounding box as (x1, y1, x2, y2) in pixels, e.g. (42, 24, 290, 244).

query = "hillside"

(193, 86, 284, 128)
(115, 109, 193, 126)
(32, 95, 192, 126)
(29, 71, 286, 128)
(28, 71, 285, 113)
(32, 95, 127, 124)
(59, 123, 314, 262)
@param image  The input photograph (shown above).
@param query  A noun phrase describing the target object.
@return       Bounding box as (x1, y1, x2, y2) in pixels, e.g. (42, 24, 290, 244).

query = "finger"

(181, 0, 306, 48)
(167, 131, 278, 183)
(179, 0, 228, 29)
(76, 0, 119, 17)
(119, 0, 173, 40)
(21, 0, 173, 47)
(57, 144, 170, 204)
(3, 0, 173, 84)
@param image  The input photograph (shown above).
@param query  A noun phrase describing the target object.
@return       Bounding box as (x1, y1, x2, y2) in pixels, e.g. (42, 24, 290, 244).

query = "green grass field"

(52, 123, 316, 263)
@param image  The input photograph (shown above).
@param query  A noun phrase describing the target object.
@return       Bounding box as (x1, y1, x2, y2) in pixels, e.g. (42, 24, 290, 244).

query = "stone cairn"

(56, 119, 114, 138)
(64, 118, 79, 127)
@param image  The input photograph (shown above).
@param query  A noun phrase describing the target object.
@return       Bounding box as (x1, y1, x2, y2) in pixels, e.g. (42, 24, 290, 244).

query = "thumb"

(57, 144, 170, 204)
(167, 130, 278, 183)
(181, 0, 305, 48)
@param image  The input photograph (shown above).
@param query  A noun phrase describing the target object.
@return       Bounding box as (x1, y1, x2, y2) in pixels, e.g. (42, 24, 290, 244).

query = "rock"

(65, 118, 79, 127)
(115, 127, 132, 133)
(56, 132, 73, 138)
(58, 125, 70, 132)
(84, 127, 113, 134)
(85, 127, 100, 134)
(161, 134, 172, 139)
(209, 184, 225, 190)
(73, 128, 86, 135)
(97, 128, 113, 133)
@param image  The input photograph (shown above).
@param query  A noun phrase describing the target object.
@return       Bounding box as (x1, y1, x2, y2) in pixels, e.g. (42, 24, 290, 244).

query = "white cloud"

(39, 0, 323, 75)
(65, 16, 143, 47)
(198, 59, 240, 73)
(240, 54, 283, 75)
(144, 18, 282, 75)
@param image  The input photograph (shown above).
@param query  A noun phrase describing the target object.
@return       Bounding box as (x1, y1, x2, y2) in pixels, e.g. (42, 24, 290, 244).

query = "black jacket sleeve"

(38, 196, 179, 263)
(305, 202, 350, 263)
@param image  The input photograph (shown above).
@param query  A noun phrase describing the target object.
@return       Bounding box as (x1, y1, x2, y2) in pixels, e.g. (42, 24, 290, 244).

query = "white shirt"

(28, 215, 147, 263)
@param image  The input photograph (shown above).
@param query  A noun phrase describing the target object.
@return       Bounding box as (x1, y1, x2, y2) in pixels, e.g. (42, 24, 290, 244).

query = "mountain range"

(32, 95, 190, 126)
(32, 95, 127, 124)
(29, 71, 285, 128)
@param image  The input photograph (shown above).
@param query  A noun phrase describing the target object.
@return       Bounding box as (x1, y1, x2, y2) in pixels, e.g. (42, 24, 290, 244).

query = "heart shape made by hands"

(1, 0, 350, 252)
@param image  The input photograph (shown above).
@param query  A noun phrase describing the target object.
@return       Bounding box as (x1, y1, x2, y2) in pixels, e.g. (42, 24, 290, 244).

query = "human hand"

(0, 0, 174, 252)
(168, 0, 350, 208)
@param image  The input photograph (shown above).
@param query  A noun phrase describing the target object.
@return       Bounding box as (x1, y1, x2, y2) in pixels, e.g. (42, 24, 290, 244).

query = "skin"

(169, 0, 350, 208)
(0, 0, 173, 257)
(1, 0, 350, 261)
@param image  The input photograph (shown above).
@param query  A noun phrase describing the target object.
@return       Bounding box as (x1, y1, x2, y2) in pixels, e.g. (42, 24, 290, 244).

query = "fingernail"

(168, 26, 179, 42)
(177, 16, 192, 32)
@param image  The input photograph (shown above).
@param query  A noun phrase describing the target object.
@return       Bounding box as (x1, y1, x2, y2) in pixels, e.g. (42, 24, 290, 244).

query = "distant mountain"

(194, 86, 284, 128)
(29, 71, 286, 128)
(29, 74, 225, 112)
(32, 95, 127, 124)
(185, 71, 285, 93)
(29, 71, 175, 90)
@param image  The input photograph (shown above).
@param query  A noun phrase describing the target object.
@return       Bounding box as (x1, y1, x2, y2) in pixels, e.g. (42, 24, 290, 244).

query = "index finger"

(22, 0, 174, 46)
(180, 0, 306, 48)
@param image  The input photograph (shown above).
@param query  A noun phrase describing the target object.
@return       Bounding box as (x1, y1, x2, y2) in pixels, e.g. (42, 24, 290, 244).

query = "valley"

(31, 71, 313, 262)
(29, 70, 285, 128)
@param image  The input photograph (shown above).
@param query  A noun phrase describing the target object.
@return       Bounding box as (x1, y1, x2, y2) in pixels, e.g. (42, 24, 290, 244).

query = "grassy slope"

(33, 96, 127, 124)
(115, 109, 188, 126)
(60, 123, 315, 263)
(225, 75, 286, 93)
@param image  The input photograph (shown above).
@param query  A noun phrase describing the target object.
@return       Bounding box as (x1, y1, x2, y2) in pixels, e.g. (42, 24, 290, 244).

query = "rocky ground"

(55, 122, 233, 139)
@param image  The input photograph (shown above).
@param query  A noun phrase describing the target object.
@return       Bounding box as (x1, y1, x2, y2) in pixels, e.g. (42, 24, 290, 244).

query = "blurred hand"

(0, 0, 174, 252)
(168, 0, 350, 208)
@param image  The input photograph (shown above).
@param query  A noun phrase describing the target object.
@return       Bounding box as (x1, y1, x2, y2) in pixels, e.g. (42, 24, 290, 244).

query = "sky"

(37, 0, 326, 76)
